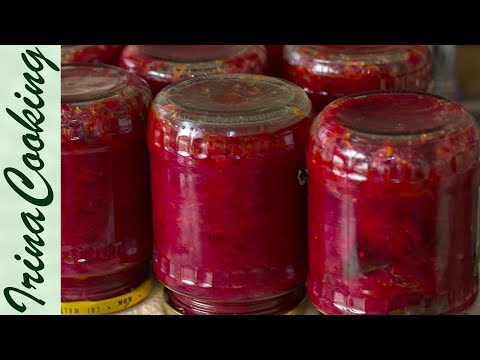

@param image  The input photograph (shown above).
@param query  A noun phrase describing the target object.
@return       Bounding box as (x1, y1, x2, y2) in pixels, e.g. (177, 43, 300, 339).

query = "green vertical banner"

(0, 45, 61, 314)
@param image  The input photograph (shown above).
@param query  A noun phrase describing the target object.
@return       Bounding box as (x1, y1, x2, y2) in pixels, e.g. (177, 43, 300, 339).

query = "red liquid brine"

(282, 45, 432, 113)
(148, 74, 312, 314)
(307, 91, 480, 314)
(61, 64, 153, 302)
(119, 45, 267, 96)
(61, 45, 124, 65)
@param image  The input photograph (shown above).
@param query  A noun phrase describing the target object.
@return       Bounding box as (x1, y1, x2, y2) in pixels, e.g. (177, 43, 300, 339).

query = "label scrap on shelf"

(61, 277, 154, 315)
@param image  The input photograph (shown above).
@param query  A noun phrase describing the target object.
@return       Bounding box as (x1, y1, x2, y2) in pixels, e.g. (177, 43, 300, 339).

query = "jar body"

(61, 45, 124, 65)
(282, 45, 432, 113)
(149, 119, 310, 314)
(307, 92, 480, 315)
(61, 65, 153, 302)
(119, 45, 267, 96)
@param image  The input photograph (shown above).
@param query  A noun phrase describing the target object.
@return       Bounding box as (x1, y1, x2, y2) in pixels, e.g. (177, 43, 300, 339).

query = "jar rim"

(61, 63, 130, 104)
(284, 45, 430, 68)
(139, 45, 248, 62)
(123, 45, 266, 78)
(317, 90, 475, 141)
(151, 74, 311, 134)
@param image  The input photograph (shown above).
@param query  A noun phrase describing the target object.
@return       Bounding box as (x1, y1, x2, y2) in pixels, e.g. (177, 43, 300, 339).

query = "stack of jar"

(61, 44, 479, 315)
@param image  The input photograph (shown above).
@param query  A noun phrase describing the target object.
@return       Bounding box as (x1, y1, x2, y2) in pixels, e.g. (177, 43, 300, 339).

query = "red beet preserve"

(148, 74, 312, 314)
(61, 64, 153, 306)
(282, 45, 432, 113)
(61, 45, 124, 65)
(307, 91, 480, 314)
(119, 45, 267, 96)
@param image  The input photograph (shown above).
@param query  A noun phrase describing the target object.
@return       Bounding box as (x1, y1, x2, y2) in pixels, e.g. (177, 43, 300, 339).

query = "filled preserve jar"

(119, 45, 267, 96)
(61, 64, 153, 314)
(307, 91, 480, 315)
(148, 74, 312, 315)
(61, 45, 124, 65)
(282, 45, 432, 113)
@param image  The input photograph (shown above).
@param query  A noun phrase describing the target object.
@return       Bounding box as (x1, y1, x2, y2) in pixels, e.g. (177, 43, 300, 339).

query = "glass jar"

(282, 45, 432, 113)
(307, 90, 480, 315)
(61, 45, 124, 65)
(119, 45, 267, 96)
(148, 74, 312, 314)
(265, 45, 283, 76)
(61, 64, 153, 307)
